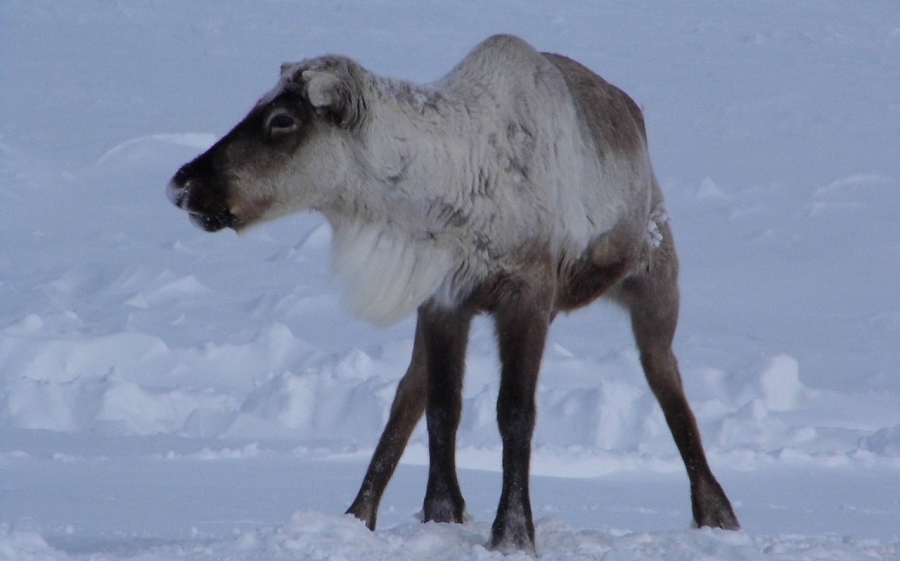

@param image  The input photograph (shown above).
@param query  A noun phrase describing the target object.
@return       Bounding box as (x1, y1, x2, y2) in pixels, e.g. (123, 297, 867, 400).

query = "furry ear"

(301, 68, 366, 128)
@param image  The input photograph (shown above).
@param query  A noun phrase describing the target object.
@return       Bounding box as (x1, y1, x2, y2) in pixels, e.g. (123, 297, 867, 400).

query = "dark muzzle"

(168, 159, 237, 232)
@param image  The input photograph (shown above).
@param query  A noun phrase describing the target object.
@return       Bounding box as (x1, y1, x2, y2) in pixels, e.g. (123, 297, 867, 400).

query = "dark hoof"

(489, 518, 536, 555)
(693, 477, 740, 530)
(423, 481, 466, 525)
(422, 496, 466, 524)
(696, 506, 740, 531)
(346, 501, 377, 531)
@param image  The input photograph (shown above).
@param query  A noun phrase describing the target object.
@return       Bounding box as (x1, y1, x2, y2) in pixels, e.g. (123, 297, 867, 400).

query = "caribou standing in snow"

(168, 34, 739, 553)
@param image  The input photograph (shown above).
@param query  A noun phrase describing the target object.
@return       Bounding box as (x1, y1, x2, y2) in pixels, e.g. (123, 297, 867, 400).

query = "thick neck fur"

(318, 42, 639, 324)
(323, 73, 485, 324)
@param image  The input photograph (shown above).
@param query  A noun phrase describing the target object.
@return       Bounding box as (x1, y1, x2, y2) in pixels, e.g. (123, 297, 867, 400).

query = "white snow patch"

(758, 354, 804, 412)
(95, 133, 218, 166)
(696, 177, 730, 200)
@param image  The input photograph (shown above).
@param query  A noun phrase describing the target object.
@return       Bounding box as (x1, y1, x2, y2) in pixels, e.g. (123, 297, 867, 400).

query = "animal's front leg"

(347, 316, 429, 530)
(421, 304, 474, 524)
(489, 290, 552, 554)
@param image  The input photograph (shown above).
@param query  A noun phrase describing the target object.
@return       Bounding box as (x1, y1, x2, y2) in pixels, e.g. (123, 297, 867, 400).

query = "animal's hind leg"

(616, 225, 739, 530)
(346, 315, 429, 530)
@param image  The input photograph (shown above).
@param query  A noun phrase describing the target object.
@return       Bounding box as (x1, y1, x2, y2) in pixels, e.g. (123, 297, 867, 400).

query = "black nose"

(172, 165, 190, 186)
(166, 161, 237, 232)
(167, 155, 212, 208)
(167, 172, 188, 208)
(167, 162, 200, 209)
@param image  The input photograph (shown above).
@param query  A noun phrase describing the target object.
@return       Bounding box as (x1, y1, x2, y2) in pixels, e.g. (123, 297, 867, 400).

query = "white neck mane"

(320, 57, 611, 324)
(323, 75, 483, 324)
(328, 218, 457, 325)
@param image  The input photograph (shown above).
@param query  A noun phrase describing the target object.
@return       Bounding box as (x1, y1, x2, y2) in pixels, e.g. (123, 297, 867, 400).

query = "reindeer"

(168, 34, 739, 553)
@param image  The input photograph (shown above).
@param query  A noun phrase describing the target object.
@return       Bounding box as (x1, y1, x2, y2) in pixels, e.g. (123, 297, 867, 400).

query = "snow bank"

(4, 312, 896, 471)
(861, 425, 900, 457)
(2, 514, 896, 561)
(1, 206, 896, 464)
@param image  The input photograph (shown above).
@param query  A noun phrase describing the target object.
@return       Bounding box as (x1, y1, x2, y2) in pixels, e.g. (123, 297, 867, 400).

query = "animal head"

(167, 56, 368, 232)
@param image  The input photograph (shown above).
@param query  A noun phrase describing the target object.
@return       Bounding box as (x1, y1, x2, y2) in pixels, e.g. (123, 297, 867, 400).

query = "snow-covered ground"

(2, 1, 899, 559)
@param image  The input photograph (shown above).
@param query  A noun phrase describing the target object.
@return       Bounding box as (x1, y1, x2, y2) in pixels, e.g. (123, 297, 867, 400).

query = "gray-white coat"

(168, 34, 738, 553)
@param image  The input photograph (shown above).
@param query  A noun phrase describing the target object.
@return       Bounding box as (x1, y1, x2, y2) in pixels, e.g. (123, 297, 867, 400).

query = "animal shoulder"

(440, 35, 566, 96)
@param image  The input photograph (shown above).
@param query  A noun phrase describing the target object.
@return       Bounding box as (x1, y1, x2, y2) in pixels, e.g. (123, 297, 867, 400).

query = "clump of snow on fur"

(645, 205, 669, 249)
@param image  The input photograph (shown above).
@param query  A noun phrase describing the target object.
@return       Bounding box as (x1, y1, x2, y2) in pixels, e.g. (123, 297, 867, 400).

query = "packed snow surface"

(1, 0, 899, 559)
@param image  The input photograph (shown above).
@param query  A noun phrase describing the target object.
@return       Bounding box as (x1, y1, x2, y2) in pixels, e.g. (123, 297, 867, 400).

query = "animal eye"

(267, 112, 296, 134)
